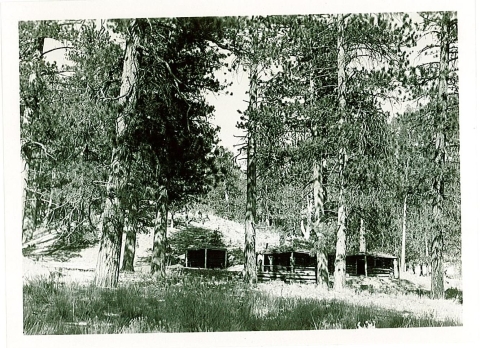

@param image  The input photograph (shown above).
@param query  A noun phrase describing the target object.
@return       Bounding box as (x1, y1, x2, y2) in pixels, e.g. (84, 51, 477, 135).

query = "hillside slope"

(23, 214, 280, 281)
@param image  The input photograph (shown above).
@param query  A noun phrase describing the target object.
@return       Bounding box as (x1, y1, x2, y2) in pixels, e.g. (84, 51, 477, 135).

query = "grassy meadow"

(23, 269, 462, 334)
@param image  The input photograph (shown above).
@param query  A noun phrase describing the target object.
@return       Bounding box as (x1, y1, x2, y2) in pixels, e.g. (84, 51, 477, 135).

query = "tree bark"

(431, 12, 450, 300)
(151, 187, 168, 276)
(94, 198, 124, 288)
(244, 62, 258, 285)
(306, 191, 313, 240)
(94, 21, 140, 288)
(334, 14, 347, 291)
(21, 159, 29, 241)
(313, 157, 329, 288)
(334, 185, 347, 290)
(401, 194, 407, 276)
(42, 171, 55, 227)
(121, 218, 136, 272)
(359, 217, 366, 253)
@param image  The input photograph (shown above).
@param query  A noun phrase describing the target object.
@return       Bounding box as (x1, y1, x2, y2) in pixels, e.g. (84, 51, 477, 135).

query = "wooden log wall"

(346, 262, 357, 276)
(257, 267, 316, 283)
(367, 267, 393, 277)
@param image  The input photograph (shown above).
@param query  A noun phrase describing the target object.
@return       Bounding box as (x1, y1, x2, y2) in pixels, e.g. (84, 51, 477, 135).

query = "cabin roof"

(260, 249, 312, 256)
(346, 252, 397, 259)
(186, 246, 227, 251)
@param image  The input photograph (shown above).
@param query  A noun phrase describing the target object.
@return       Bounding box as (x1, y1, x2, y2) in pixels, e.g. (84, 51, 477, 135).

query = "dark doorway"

(357, 259, 366, 275)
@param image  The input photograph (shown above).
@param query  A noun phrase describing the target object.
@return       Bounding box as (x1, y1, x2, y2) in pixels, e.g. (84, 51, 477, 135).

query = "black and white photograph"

(1, 0, 478, 347)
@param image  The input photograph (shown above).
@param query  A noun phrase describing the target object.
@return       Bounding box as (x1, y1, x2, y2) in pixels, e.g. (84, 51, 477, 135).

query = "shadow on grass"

(23, 235, 98, 262)
(23, 274, 462, 335)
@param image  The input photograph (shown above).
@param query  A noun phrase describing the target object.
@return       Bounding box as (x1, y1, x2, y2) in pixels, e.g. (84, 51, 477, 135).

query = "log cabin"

(256, 249, 399, 283)
(257, 249, 317, 283)
(327, 252, 399, 278)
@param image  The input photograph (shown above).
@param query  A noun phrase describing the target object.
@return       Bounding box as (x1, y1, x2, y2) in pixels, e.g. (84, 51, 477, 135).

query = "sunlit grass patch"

(23, 272, 461, 335)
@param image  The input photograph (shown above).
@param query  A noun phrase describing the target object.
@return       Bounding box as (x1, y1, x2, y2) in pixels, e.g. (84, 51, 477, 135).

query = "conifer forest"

(18, 12, 462, 334)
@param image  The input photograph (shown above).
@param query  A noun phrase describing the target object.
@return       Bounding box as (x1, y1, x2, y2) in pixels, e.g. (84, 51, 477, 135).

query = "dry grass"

(23, 269, 461, 335)
(256, 279, 462, 324)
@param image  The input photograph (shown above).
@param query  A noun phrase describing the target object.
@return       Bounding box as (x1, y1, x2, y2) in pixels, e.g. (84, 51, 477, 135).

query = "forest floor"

(23, 214, 463, 332)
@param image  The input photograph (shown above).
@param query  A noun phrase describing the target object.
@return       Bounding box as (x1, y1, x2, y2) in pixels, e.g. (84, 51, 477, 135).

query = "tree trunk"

(334, 186, 347, 290)
(94, 198, 124, 288)
(42, 171, 55, 227)
(431, 12, 450, 300)
(306, 192, 313, 240)
(21, 159, 29, 241)
(151, 187, 168, 276)
(359, 217, 366, 253)
(244, 63, 258, 285)
(224, 181, 230, 214)
(170, 211, 175, 229)
(401, 194, 407, 276)
(431, 233, 444, 297)
(425, 232, 429, 258)
(121, 219, 136, 272)
(313, 158, 329, 288)
(94, 21, 140, 288)
(334, 14, 347, 291)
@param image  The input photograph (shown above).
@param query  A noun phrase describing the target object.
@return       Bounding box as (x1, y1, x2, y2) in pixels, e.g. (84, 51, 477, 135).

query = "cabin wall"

(258, 252, 397, 282)
(366, 256, 394, 277)
(327, 254, 397, 278)
(258, 252, 317, 283)
(257, 267, 316, 283)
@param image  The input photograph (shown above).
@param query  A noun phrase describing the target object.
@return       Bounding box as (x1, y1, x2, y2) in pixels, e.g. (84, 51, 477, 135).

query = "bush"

(169, 226, 226, 257)
(445, 288, 463, 304)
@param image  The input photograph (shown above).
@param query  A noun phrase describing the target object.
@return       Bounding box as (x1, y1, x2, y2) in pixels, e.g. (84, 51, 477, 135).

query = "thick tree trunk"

(121, 219, 136, 272)
(431, 12, 450, 299)
(306, 44, 329, 288)
(401, 194, 407, 276)
(431, 233, 444, 297)
(94, 197, 124, 288)
(244, 63, 258, 285)
(313, 158, 328, 288)
(94, 21, 140, 288)
(151, 187, 168, 276)
(334, 14, 347, 291)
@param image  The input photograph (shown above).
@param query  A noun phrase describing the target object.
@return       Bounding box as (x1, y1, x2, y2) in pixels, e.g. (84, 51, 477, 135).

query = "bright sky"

(205, 61, 249, 154)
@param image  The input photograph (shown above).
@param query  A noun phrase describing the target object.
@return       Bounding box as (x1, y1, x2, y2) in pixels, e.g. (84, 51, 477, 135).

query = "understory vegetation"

(23, 270, 461, 335)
